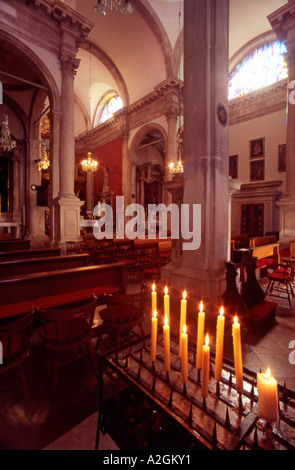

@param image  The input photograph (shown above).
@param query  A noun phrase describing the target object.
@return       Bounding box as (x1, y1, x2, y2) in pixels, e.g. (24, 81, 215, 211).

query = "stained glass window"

(99, 95, 123, 123)
(228, 41, 288, 100)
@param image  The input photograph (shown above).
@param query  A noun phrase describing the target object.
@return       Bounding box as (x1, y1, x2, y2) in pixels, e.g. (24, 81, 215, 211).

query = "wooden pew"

(0, 262, 126, 320)
(0, 247, 61, 262)
(0, 239, 30, 251)
(0, 253, 89, 278)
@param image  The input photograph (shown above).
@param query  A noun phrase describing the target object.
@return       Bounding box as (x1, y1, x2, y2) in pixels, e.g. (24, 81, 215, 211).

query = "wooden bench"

(0, 262, 126, 320)
(222, 259, 277, 331)
(248, 235, 280, 273)
(0, 247, 61, 262)
(0, 253, 89, 278)
(0, 239, 31, 251)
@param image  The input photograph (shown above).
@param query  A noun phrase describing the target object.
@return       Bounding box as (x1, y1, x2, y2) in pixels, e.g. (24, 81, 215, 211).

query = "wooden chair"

(96, 290, 148, 350)
(265, 261, 295, 308)
(35, 295, 98, 396)
(0, 309, 35, 398)
(137, 245, 161, 282)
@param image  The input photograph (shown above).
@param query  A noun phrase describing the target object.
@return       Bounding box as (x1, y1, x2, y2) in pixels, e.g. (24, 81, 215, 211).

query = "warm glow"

(153, 309, 157, 318)
(205, 333, 209, 347)
(152, 283, 155, 292)
(234, 315, 238, 324)
(183, 324, 187, 334)
(164, 286, 168, 295)
(266, 368, 271, 379)
(183, 290, 187, 300)
(200, 300, 203, 312)
(164, 314, 168, 327)
(220, 306, 224, 316)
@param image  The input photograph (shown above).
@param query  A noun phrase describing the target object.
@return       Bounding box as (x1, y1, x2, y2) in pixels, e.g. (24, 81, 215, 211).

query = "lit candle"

(257, 368, 279, 423)
(196, 301, 205, 369)
(179, 290, 187, 356)
(151, 283, 157, 314)
(232, 315, 243, 394)
(164, 286, 170, 324)
(215, 306, 225, 381)
(201, 333, 210, 398)
(151, 309, 158, 362)
(163, 314, 170, 372)
(181, 324, 188, 383)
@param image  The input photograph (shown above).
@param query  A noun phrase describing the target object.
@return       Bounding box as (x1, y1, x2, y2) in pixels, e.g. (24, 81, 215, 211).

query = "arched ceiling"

(0, 0, 289, 139)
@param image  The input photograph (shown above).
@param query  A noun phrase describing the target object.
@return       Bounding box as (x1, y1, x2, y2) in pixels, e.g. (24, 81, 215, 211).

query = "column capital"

(59, 52, 80, 76)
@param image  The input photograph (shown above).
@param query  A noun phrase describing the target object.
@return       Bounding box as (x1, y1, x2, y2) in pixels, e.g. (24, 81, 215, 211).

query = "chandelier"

(169, 160, 183, 176)
(38, 142, 50, 171)
(169, 127, 184, 176)
(94, 0, 133, 15)
(81, 151, 99, 173)
(0, 114, 16, 151)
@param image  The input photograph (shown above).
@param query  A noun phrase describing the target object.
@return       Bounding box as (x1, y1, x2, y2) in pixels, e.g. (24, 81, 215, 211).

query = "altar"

(0, 222, 20, 238)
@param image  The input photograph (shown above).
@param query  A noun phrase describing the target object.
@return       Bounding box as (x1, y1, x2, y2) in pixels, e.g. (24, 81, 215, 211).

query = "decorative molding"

(75, 78, 183, 152)
(229, 79, 288, 126)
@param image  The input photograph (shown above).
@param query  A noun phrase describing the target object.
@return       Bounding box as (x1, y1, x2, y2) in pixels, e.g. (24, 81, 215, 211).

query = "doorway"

(241, 203, 264, 237)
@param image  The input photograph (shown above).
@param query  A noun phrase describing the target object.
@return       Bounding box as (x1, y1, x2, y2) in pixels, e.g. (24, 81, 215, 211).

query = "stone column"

(167, 0, 230, 305)
(12, 155, 21, 224)
(54, 54, 82, 250)
(165, 107, 178, 207)
(268, 2, 295, 246)
(121, 128, 130, 204)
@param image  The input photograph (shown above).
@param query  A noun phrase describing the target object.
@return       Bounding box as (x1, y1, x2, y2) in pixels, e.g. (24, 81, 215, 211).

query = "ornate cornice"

(229, 79, 288, 126)
(75, 78, 183, 152)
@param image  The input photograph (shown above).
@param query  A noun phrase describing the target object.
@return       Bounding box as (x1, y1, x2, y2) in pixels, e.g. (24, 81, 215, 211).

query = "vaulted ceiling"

(0, 0, 288, 139)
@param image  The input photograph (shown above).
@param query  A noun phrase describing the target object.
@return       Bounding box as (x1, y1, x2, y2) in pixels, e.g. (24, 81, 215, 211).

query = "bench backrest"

(249, 235, 277, 248)
(0, 254, 89, 278)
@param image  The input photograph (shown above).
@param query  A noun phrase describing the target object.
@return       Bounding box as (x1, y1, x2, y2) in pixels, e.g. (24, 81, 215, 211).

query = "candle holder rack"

(95, 332, 295, 451)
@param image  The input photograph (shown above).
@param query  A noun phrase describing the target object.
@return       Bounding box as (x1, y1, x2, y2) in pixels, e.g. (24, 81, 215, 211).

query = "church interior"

(0, 0, 295, 452)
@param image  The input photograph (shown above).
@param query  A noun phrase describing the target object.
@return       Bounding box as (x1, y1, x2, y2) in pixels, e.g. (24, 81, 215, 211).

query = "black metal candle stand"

(98, 332, 295, 451)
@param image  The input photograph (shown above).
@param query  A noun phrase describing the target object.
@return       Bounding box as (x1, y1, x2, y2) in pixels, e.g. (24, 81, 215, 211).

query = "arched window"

(229, 41, 288, 100)
(99, 95, 123, 124)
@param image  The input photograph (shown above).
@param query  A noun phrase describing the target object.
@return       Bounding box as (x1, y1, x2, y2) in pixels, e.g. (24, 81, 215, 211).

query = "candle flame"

(234, 315, 238, 324)
(183, 324, 187, 334)
(164, 285, 168, 295)
(266, 367, 271, 378)
(153, 309, 157, 318)
(164, 314, 168, 327)
(205, 333, 209, 346)
(200, 300, 203, 312)
(152, 283, 155, 292)
(220, 306, 224, 316)
(183, 290, 187, 300)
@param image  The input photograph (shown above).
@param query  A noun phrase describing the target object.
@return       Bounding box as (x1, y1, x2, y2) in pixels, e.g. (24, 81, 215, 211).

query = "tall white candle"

(201, 333, 210, 398)
(151, 309, 158, 362)
(215, 306, 225, 381)
(164, 286, 170, 324)
(163, 314, 170, 372)
(196, 301, 205, 369)
(151, 283, 157, 314)
(181, 324, 188, 383)
(179, 290, 187, 357)
(257, 368, 279, 423)
(232, 315, 243, 394)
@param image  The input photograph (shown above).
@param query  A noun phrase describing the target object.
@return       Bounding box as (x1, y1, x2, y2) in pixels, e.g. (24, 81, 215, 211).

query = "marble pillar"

(54, 54, 82, 250)
(166, 0, 230, 304)
(269, 2, 295, 246)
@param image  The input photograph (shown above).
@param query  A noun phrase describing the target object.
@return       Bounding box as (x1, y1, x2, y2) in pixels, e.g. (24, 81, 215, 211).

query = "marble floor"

(0, 279, 294, 451)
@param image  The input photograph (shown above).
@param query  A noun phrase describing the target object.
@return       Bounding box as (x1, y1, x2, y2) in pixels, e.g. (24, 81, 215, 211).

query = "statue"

(102, 166, 109, 193)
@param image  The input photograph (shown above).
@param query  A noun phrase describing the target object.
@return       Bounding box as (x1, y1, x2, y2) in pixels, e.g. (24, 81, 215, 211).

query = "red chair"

(265, 261, 295, 308)
(0, 309, 34, 398)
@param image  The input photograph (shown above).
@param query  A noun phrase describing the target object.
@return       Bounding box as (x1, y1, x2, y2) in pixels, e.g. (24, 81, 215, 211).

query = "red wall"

(93, 137, 122, 208)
